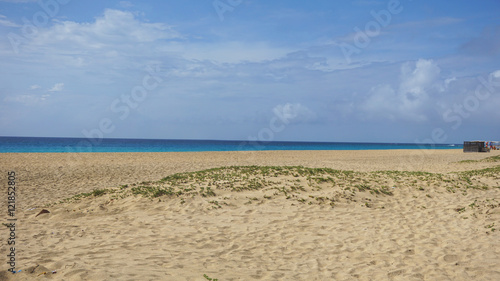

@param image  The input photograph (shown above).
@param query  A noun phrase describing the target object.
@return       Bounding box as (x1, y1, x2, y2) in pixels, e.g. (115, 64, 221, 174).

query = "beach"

(1, 149, 499, 280)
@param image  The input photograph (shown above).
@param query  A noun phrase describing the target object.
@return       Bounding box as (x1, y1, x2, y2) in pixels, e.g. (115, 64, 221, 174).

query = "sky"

(0, 0, 499, 144)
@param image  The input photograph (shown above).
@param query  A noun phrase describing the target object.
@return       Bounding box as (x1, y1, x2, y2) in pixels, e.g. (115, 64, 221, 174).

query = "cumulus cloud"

(32, 9, 180, 49)
(361, 59, 441, 121)
(273, 103, 317, 124)
(361, 84, 399, 120)
(399, 59, 440, 104)
(48, 83, 64, 92)
(357, 61, 500, 132)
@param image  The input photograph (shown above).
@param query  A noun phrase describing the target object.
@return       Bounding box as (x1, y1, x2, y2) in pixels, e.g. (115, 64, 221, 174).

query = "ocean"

(0, 136, 461, 153)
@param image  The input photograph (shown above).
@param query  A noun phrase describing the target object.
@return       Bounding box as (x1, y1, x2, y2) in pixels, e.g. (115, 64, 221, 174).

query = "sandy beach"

(1, 149, 499, 280)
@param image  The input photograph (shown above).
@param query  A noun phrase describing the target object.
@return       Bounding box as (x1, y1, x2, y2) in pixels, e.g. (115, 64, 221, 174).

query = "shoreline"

(0, 146, 464, 154)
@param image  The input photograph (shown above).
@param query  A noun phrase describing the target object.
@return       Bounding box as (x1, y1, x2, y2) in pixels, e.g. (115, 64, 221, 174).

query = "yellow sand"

(0, 149, 499, 280)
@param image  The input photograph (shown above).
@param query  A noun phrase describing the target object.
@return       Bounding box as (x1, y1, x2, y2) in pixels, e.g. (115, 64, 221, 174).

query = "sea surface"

(0, 136, 462, 153)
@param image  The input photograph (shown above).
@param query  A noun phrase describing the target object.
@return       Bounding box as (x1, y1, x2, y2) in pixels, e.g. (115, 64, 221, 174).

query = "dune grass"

(458, 155, 500, 163)
(54, 165, 500, 209)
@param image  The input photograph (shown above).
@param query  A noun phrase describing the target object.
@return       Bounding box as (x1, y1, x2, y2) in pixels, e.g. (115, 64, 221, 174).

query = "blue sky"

(0, 0, 499, 143)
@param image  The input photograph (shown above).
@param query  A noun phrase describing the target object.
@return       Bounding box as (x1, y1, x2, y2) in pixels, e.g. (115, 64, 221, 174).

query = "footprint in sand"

(443, 254, 459, 263)
(387, 269, 405, 278)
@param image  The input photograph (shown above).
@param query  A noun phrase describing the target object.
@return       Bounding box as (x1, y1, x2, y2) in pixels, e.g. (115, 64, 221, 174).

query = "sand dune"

(0, 150, 499, 280)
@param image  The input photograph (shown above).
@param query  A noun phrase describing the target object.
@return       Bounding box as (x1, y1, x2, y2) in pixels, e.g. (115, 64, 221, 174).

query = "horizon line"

(0, 135, 465, 146)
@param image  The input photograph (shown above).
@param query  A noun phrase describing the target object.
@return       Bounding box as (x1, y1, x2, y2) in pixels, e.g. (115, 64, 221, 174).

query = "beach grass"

(457, 155, 500, 163)
(54, 165, 500, 208)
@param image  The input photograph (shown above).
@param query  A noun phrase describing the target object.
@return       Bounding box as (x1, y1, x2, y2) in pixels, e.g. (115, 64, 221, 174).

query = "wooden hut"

(463, 141, 489, 153)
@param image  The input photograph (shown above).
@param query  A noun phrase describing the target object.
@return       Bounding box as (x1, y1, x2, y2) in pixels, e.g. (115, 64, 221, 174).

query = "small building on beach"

(463, 141, 490, 153)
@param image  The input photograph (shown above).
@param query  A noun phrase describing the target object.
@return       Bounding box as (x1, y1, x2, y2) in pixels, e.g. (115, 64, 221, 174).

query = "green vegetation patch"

(55, 165, 499, 209)
(458, 155, 500, 163)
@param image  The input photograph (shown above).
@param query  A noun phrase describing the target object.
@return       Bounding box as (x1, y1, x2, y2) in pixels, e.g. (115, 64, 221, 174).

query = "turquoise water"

(0, 137, 462, 153)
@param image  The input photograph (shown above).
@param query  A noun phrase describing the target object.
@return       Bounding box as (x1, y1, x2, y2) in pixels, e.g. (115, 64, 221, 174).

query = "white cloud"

(436, 77, 457, 93)
(29, 84, 41, 90)
(48, 83, 64, 92)
(4, 7, 291, 79)
(444, 77, 456, 87)
(361, 59, 441, 121)
(361, 84, 399, 120)
(34, 9, 180, 49)
(4, 94, 40, 105)
(7, 8, 194, 74)
(273, 103, 316, 124)
(398, 59, 440, 104)
(182, 42, 290, 64)
(119, 1, 134, 8)
(0, 14, 19, 27)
